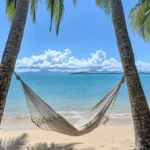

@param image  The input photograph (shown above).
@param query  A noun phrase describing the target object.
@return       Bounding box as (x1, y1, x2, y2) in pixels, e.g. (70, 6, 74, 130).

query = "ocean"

(3, 73, 150, 119)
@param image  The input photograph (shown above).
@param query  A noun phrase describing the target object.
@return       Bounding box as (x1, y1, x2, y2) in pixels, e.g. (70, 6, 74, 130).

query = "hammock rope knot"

(121, 75, 125, 83)
(14, 71, 21, 81)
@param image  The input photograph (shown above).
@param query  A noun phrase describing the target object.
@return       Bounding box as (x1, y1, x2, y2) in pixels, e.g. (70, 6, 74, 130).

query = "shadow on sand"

(0, 133, 95, 150)
(27, 142, 95, 150)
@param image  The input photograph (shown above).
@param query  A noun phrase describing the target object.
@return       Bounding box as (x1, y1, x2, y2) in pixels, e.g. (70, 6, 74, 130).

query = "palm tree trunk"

(110, 0, 150, 149)
(0, 0, 29, 124)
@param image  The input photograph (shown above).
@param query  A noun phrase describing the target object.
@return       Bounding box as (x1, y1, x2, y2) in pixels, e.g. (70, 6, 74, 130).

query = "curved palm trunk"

(0, 0, 29, 123)
(110, 0, 150, 149)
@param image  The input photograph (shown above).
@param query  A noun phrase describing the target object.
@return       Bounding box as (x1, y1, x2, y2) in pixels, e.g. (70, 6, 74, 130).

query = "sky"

(0, 0, 150, 72)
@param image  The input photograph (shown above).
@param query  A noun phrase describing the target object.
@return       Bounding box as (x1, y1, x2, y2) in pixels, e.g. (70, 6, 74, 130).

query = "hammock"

(14, 72, 125, 136)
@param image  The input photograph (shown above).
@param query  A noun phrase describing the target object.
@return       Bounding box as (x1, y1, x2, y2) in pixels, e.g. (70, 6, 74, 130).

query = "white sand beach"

(0, 117, 135, 150)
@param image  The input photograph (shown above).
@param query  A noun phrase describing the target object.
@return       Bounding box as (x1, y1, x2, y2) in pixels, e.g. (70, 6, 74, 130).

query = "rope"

(14, 71, 21, 81)
(121, 75, 125, 84)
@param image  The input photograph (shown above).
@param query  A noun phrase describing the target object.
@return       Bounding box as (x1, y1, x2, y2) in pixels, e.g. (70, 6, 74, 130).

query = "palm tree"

(129, 0, 150, 42)
(94, 0, 150, 149)
(0, 0, 65, 123)
(0, 0, 30, 124)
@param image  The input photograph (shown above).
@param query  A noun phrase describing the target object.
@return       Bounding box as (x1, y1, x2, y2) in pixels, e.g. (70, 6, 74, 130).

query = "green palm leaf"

(30, 0, 38, 23)
(46, 0, 55, 31)
(5, 0, 38, 23)
(73, 0, 77, 5)
(47, 0, 64, 35)
(5, 0, 16, 21)
(129, 0, 150, 41)
(6, 0, 75, 35)
(95, 0, 110, 15)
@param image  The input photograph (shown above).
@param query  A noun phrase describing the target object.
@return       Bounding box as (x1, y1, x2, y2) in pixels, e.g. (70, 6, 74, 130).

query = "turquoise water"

(3, 73, 150, 118)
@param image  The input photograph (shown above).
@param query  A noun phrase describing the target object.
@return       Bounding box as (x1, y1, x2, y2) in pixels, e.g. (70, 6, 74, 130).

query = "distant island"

(71, 70, 123, 74)
(18, 69, 150, 75)
(71, 72, 123, 75)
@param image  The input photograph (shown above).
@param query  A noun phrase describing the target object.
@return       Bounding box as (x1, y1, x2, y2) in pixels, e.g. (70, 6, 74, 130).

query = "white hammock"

(14, 72, 125, 136)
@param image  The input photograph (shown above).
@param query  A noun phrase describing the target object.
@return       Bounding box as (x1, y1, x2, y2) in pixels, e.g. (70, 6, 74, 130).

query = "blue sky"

(0, 0, 150, 72)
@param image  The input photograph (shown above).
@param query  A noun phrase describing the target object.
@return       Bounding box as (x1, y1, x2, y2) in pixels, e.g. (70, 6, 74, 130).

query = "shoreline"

(3, 111, 132, 119)
(1, 113, 133, 131)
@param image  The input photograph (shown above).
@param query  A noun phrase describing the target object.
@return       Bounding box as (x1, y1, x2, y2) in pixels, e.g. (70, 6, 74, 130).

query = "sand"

(0, 118, 135, 150)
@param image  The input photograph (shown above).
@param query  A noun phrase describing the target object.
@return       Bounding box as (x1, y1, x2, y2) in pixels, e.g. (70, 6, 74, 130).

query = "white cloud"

(15, 49, 150, 73)
(136, 61, 150, 72)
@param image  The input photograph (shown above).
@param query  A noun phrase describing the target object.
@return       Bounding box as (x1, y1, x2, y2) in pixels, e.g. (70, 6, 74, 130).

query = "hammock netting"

(14, 72, 125, 136)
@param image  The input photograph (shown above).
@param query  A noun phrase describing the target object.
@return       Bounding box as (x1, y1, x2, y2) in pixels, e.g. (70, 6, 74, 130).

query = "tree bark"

(0, 0, 29, 124)
(110, 0, 150, 149)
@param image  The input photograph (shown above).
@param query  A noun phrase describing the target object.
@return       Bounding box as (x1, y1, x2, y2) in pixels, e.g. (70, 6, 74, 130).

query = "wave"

(3, 111, 132, 121)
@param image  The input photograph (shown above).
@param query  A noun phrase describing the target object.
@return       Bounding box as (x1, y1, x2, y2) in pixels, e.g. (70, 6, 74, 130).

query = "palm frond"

(47, 0, 64, 35)
(5, 0, 17, 21)
(46, 0, 55, 31)
(53, 0, 64, 35)
(73, 0, 77, 5)
(95, 0, 110, 15)
(30, 0, 38, 23)
(129, 0, 150, 41)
